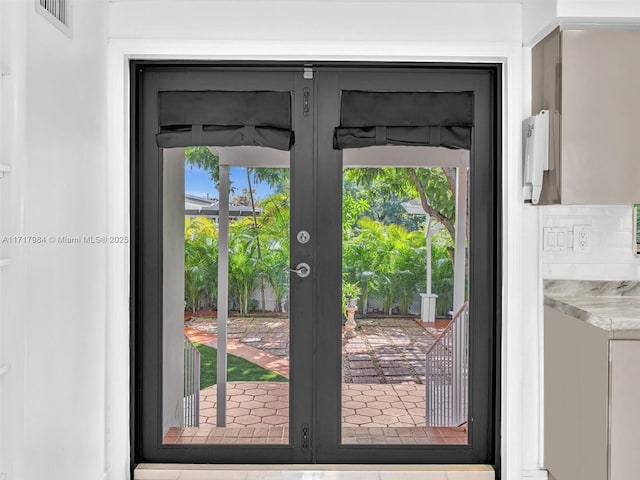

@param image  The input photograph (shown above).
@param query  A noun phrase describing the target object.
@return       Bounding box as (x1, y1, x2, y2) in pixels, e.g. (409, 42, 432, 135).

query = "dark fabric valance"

(333, 91, 473, 150)
(156, 91, 294, 150)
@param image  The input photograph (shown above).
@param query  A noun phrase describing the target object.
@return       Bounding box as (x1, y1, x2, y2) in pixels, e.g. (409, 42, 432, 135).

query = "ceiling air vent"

(35, 0, 72, 37)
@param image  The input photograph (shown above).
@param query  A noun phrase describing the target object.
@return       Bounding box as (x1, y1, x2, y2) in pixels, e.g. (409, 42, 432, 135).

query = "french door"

(132, 63, 500, 467)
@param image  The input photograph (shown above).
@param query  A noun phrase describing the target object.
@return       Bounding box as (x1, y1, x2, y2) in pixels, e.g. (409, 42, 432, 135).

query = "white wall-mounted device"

(523, 110, 550, 204)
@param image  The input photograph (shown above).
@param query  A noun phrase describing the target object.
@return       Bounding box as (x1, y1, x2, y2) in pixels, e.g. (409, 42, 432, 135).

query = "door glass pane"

(341, 147, 469, 445)
(162, 146, 291, 445)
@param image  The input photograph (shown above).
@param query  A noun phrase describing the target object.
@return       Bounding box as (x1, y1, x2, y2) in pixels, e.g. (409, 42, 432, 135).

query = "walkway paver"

(342, 318, 438, 384)
(342, 383, 426, 427)
(184, 326, 289, 378)
(199, 382, 289, 428)
(164, 381, 465, 445)
(186, 316, 289, 358)
(186, 316, 448, 385)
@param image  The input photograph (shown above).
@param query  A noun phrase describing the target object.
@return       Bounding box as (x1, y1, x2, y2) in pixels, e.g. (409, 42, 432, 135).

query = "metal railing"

(425, 302, 469, 427)
(183, 334, 200, 427)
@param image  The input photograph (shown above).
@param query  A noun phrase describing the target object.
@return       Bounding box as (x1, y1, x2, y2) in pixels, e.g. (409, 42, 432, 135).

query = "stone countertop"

(544, 280, 640, 332)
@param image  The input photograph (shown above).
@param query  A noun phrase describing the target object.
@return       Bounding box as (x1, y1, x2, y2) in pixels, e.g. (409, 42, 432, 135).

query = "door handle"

(289, 262, 311, 278)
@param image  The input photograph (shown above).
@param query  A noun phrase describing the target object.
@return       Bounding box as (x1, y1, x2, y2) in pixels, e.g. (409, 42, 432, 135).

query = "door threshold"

(134, 464, 494, 479)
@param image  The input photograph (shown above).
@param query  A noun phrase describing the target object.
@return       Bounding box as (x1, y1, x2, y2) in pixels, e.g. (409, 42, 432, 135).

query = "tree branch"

(442, 167, 456, 195)
(408, 169, 455, 244)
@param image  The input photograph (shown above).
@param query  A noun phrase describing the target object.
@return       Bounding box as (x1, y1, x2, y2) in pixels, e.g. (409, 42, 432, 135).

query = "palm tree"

(184, 216, 218, 312)
(228, 218, 261, 315)
(343, 216, 384, 314)
(344, 218, 425, 315)
(258, 192, 290, 312)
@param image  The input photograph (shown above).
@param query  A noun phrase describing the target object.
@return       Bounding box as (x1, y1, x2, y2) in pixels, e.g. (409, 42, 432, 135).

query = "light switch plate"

(543, 227, 569, 251)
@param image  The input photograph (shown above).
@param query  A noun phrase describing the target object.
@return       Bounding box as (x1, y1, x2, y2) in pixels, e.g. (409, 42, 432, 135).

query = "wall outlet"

(573, 225, 592, 253)
(543, 227, 569, 251)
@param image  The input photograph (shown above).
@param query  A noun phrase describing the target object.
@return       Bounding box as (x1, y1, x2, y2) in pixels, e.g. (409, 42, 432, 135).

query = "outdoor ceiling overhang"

(208, 145, 469, 169)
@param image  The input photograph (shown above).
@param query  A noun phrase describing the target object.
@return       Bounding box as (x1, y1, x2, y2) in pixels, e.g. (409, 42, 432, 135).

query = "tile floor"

(135, 464, 495, 480)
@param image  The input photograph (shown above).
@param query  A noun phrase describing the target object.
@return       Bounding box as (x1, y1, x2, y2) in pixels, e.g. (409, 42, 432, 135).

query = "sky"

(185, 163, 273, 201)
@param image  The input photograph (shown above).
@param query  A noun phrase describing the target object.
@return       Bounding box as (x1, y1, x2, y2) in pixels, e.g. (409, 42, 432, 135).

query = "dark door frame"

(130, 60, 501, 475)
(131, 65, 314, 465)
(313, 67, 501, 467)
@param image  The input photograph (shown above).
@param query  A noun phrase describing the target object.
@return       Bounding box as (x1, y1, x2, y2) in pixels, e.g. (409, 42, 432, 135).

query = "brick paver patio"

(186, 315, 448, 384)
(164, 380, 466, 445)
(343, 318, 441, 384)
(187, 315, 290, 358)
(170, 316, 466, 446)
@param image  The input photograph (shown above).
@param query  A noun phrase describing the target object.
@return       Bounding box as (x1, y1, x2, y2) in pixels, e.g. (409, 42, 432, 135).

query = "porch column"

(162, 148, 186, 431)
(426, 217, 433, 294)
(453, 166, 467, 312)
(216, 164, 230, 427)
(452, 166, 468, 425)
(421, 217, 439, 324)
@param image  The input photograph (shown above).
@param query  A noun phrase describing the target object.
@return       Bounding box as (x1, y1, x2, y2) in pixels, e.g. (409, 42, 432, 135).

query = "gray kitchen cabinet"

(609, 341, 640, 480)
(532, 29, 640, 204)
(544, 306, 609, 480)
(544, 306, 640, 480)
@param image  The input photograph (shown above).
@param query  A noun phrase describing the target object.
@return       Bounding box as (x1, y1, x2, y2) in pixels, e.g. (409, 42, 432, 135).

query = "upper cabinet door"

(532, 29, 640, 205)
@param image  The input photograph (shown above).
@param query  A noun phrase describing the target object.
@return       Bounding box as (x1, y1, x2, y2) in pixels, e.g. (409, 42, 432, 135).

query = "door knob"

(289, 262, 311, 278)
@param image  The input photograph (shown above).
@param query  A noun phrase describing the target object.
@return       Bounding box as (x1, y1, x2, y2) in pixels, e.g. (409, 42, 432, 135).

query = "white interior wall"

(108, 1, 522, 44)
(516, 44, 544, 480)
(0, 1, 29, 477)
(522, 0, 559, 45)
(556, 0, 640, 18)
(522, 0, 640, 45)
(0, 1, 109, 479)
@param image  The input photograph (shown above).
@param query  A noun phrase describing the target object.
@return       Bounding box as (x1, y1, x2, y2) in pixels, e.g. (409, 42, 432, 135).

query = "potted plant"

(342, 281, 361, 331)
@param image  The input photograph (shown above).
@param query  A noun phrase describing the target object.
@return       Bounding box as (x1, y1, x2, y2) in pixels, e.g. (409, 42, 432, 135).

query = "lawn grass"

(194, 342, 287, 389)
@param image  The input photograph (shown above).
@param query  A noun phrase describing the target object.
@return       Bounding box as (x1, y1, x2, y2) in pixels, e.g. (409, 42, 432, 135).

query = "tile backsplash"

(542, 205, 640, 280)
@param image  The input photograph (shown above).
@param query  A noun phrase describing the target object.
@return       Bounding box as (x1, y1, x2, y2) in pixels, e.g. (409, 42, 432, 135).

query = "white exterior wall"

(0, 1, 637, 479)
